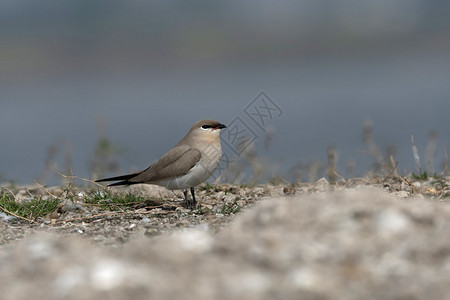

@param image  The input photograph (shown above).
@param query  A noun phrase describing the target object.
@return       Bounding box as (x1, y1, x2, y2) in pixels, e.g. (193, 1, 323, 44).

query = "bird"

(95, 119, 227, 208)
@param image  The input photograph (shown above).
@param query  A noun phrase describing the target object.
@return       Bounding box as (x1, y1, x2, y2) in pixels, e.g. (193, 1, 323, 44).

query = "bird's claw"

(182, 198, 197, 209)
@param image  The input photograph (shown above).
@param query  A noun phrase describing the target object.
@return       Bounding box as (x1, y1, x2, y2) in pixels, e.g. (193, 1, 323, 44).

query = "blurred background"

(1, 0, 449, 185)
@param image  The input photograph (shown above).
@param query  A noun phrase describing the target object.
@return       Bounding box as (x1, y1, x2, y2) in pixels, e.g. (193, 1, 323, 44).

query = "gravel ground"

(0, 183, 277, 246)
(0, 176, 449, 299)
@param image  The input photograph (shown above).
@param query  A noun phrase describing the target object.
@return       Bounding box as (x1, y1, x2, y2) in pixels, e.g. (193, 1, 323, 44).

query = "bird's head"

(184, 119, 226, 146)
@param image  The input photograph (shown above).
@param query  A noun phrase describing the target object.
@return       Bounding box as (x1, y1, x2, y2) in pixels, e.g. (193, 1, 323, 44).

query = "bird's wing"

(127, 144, 201, 184)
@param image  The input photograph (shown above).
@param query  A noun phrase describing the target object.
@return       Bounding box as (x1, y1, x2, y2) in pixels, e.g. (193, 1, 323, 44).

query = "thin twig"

(386, 157, 399, 178)
(441, 146, 449, 176)
(399, 176, 420, 194)
(1, 187, 17, 201)
(411, 133, 422, 174)
(0, 205, 36, 224)
(57, 172, 105, 188)
(33, 180, 58, 198)
(54, 207, 177, 224)
(1, 187, 36, 223)
(55, 212, 123, 224)
(25, 189, 34, 198)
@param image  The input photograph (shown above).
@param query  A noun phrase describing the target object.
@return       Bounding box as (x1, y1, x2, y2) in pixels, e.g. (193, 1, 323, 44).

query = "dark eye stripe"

(201, 125, 213, 129)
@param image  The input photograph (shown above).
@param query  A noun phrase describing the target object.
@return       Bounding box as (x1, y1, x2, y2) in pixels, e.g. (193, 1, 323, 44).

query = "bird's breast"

(155, 144, 222, 190)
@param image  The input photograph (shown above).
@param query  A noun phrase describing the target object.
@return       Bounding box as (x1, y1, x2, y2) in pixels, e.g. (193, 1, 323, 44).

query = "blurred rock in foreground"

(0, 187, 449, 300)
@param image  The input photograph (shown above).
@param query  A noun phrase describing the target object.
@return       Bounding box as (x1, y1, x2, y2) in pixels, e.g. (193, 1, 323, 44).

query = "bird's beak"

(214, 123, 227, 130)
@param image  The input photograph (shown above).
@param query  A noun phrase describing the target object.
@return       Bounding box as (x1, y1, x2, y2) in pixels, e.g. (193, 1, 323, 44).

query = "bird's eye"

(201, 125, 212, 130)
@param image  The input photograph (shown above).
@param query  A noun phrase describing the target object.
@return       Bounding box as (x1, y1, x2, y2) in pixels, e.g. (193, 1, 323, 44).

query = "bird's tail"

(95, 173, 139, 186)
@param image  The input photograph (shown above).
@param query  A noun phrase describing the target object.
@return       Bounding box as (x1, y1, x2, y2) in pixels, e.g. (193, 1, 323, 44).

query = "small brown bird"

(96, 119, 226, 208)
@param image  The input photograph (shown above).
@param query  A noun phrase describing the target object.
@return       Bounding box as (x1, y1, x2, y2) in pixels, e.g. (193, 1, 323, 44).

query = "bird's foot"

(182, 198, 197, 209)
(182, 188, 197, 209)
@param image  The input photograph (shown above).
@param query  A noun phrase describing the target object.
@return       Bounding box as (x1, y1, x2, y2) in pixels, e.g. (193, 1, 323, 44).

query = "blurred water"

(1, 0, 450, 184)
(1, 47, 449, 184)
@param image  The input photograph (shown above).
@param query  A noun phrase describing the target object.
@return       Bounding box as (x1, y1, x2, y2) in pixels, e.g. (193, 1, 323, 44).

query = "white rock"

(313, 177, 330, 192)
(394, 191, 409, 198)
(376, 210, 410, 236)
(90, 259, 126, 290)
(172, 230, 213, 253)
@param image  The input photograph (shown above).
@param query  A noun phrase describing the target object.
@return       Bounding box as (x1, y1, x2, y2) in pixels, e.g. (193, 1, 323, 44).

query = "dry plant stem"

(442, 146, 449, 176)
(1, 188, 37, 223)
(33, 180, 58, 198)
(363, 120, 384, 168)
(425, 131, 437, 173)
(382, 158, 400, 179)
(55, 207, 176, 225)
(345, 177, 370, 186)
(0, 189, 36, 223)
(25, 189, 34, 198)
(55, 212, 124, 224)
(326, 146, 337, 184)
(64, 143, 73, 183)
(58, 172, 105, 188)
(136, 208, 177, 214)
(80, 201, 149, 208)
(0, 206, 36, 223)
(116, 206, 126, 213)
(411, 133, 422, 173)
(2, 187, 17, 201)
(435, 191, 446, 200)
(400, 176, 420, 194)
(389, 156, 399, 177)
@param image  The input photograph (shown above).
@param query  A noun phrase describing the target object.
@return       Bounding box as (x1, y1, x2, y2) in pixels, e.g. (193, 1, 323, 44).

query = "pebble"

(394, 191, 410, 198)
(376, 209, 410, 235)
(215, 192, 225, 200)
(60, 200, 84, 212)
(141, 217, 151, 223)
(223, 194, 237, 203)
(313, 177, 330, 192)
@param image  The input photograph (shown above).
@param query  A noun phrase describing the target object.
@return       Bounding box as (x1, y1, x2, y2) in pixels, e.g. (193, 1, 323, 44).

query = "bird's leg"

(182, 188, 196, 209)
(190, 187, 197, 206)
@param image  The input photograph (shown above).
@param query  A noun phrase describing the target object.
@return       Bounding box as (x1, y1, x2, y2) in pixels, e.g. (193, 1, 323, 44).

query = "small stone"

(283, 186, 296, 195)
(60, 200, 83, 213)
(425, 187, 437, 195)
(312, 177, 329, 192)
(0, 212, 14, 221)
(376, 210, 410, 235)
(215, 192, 225, 200)
(237, 200, 247, 207)
(394, 191, 409, 198)
(223, 194, 237, 203)
(47, 210, 60, 220)
(145, 228, 160, 236)
(195, 223, 209, 231)
(94, 235, 106, 241)
(201, 204, 213, 212)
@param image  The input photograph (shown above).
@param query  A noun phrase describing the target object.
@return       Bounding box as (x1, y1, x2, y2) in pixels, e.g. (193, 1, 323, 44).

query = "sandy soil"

(0, 177, 449, 299)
